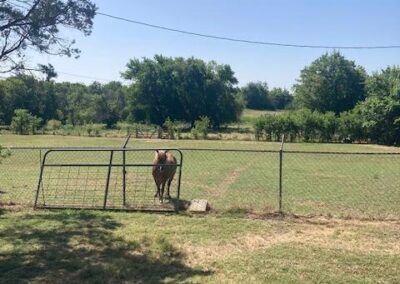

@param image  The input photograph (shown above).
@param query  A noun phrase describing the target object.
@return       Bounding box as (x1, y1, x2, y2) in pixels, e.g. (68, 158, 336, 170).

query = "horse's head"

(154, 150, 169, 172)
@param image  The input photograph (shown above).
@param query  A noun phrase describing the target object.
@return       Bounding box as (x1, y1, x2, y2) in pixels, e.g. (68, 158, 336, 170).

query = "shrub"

(46, 119, 62, 131)
(11, 109, 42, 135)
(191, 116, 210, 139)
(84, 123, 106, 137)
(163, 117, 177, 139)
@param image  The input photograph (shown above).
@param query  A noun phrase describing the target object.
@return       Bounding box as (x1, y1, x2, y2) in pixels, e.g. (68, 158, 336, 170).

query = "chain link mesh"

(0, 147, 399, 218)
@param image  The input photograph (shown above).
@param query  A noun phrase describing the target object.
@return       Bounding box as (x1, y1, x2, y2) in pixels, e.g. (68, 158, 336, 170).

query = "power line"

(97, 12, 400, 50)
(56, 71, 113, 82)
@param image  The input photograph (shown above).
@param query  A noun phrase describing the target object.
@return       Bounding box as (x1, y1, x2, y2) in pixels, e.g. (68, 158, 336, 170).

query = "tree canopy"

(294, 52, 366, 114)
(0, 75, 128, 126)
(0, 0, 97, 72)
(241, 82, 273, 110)
(355, 66, 400, 145)
(122, 55, 244, 127)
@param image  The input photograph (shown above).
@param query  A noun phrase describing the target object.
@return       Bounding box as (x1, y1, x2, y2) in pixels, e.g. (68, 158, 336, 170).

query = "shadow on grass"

(0, 210, 211, 283)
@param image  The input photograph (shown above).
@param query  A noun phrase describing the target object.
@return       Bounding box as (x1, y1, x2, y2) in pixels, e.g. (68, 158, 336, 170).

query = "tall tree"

(356, 66, 400, 145)
(240, 82, 273, 110)
(269, 87, 293, 109)
(294, 52, 366, 114)
(0, 0, 96, 72)
(122, 55, 243, 127)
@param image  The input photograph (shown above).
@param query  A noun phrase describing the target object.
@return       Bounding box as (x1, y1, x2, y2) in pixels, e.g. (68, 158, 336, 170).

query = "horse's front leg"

(154, 181, 160, 199)
(166, 178, 173, 200)
(160, 182, 166, 203)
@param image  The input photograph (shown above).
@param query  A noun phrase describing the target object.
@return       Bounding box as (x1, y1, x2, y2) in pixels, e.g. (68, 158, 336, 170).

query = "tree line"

(254, 52, 400, 145)
(1, 52, 399, 145)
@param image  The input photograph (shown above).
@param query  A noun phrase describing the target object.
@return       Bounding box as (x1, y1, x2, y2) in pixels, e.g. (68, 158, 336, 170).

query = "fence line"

(0, 146, 399, 218)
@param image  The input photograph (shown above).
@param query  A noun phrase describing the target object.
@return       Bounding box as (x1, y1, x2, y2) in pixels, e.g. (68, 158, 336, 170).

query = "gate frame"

(34, 147, 183, 211)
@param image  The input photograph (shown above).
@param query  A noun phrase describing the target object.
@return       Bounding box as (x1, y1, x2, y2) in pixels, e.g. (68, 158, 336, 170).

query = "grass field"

(1, 135, 400, 283)
(1, 135, 400, 218)
(0, 209, 399, 283)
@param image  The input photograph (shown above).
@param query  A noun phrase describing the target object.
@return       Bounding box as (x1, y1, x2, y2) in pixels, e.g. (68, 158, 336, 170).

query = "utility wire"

(56, 71, 112, 82)
(97, 12, 400, 50)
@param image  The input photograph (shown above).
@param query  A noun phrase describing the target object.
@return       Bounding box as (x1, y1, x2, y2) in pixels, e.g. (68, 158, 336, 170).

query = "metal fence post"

(278, 135, 285, 213)
(176, 150, 183, 202)
(103, 150, 114, 209)
(122, 134, 131, 207)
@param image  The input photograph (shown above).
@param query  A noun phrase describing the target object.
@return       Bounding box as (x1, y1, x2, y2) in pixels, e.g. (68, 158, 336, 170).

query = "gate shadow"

(0, 210, 210, 283)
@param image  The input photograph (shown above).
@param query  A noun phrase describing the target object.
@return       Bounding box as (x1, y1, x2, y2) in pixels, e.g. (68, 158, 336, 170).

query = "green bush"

(11, 109, 42, 135)
(191, 116, 210, 139)
(163, 117, 178, 139)
(46, 119, 62, 131)
(84, 123, 106, 137)
(253, 110, 341, 142)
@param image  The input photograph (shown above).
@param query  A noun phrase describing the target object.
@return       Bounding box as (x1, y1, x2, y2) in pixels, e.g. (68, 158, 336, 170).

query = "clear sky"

(30, 0, 400, 88)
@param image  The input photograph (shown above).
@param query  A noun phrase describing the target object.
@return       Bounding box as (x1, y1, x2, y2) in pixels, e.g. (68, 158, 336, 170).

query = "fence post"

(278, 135, 285, 213)
(122, 134, 131, 207)
(104, 150, 114, 209)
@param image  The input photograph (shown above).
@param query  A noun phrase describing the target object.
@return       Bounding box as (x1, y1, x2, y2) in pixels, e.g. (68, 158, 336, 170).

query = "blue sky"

(30, 0, 400, 88)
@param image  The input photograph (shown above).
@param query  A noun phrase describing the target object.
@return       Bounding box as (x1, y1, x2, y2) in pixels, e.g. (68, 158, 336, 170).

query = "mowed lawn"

(0, 209, 399, 283)
(0, 135, 400, 218)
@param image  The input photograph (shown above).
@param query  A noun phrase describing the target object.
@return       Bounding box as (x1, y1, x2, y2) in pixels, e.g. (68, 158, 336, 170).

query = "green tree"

(11, 109, 41, 134)
(0, 0, 97, 72)
(338, 111, 364, 142)
(294, 52, 366, 114)
(241, 82, 273, 110)
(269, 88, 293, 109)
(123, 55, 243, 127)
(357, 97, 400, 145)
(356, 66, 400, 145)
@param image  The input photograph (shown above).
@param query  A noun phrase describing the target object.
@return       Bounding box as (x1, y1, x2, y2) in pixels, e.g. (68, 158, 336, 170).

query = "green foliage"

(356, 66, 400, 145)
(46, 119, 62, 131)
(269, 88, 293, 110)
(337, 111, 364, 142)
(0, 76, 129, 127)
(241, 82, 273, 110)
(0, 0, 97, 72)
(191, 116, 210, 139)
(241, 83, 293, 110)
(163, 117, 179, 139)
(10, 109, 42, 135)
(122, 55, 244, 127)
(253, 110, 341, 142)
(84, 123, 106, 137)
(294, 51, 366, 114)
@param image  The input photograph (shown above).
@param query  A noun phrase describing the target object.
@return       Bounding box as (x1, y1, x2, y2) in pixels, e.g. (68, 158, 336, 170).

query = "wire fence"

(0, 147, 399, 218)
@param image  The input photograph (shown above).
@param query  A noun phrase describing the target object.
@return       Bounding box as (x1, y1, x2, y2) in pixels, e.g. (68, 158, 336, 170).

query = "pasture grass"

(0, 209, 399, 283)
(0, 135, 399, 218)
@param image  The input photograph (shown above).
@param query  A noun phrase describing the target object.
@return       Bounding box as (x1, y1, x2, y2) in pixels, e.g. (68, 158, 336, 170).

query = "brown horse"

(152, 150, 177, 203)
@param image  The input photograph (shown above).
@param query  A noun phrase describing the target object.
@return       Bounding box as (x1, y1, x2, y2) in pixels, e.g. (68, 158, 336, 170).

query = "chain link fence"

(0, 147, 399, 218)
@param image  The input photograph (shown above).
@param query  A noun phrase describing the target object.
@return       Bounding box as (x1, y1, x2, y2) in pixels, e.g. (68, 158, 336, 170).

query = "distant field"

(240, 108, 285, 125)
(1, 134, 399, 152)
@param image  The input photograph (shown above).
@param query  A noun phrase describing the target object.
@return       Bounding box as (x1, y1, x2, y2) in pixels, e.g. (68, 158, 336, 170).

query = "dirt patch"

(0, 201, 30, 212)
(208, 161, 254, 197)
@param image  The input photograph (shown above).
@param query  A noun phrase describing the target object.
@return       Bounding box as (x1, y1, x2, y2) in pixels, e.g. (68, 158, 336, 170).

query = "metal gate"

(34, 148, 183, 211)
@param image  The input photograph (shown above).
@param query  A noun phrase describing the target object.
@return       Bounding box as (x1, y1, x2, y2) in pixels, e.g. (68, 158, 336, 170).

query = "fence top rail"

(283, 150, 400, 155)
(4, 146, 400, 155)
